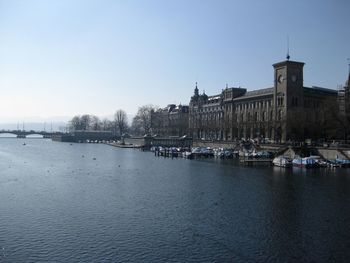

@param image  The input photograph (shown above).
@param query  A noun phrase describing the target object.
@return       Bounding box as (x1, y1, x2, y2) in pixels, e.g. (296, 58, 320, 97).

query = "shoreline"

(106, 142, 141, 149)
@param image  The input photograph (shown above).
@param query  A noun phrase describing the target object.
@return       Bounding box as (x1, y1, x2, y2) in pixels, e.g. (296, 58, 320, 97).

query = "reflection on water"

(0, 139, 349, 262)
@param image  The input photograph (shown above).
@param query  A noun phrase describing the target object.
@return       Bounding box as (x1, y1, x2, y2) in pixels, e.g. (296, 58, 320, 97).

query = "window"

(277, 97, 284, 106)
(292, 97, 298, 107)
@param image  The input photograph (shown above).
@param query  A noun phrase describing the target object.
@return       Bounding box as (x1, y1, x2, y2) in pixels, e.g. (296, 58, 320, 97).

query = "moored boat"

(272, 156, 292, 168)
(292, 156, 317, 168)
(182, 151, 193, 159)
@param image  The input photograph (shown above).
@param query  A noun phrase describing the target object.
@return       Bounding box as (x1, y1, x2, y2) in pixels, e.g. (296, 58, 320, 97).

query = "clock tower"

(272, 59, 305, 142)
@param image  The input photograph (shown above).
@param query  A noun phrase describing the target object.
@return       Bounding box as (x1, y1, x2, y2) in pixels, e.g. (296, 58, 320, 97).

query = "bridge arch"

(26, 134, 44, 138)
(0, 133, 17, 138)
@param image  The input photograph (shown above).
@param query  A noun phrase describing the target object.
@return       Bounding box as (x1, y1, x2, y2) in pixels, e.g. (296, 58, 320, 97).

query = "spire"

(347, 58, 350, 88)
(194, 82, 199, 96)
(286, 35, 290, 61)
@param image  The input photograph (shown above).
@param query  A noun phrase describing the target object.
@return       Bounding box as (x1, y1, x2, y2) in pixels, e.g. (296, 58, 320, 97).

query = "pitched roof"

(233, 87, 273, 101)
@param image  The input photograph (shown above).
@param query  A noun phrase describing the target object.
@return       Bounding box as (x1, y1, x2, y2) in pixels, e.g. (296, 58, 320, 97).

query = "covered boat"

(292, 156, 317, 168)
(273, 156, 292, 168)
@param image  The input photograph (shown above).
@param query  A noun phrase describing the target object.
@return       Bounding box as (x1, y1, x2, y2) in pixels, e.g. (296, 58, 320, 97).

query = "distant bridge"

(0, 130, 64, 138)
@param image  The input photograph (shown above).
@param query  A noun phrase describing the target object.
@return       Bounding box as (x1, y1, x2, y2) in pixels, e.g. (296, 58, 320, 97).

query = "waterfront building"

(338, 69, 350, 116)
(150, 57, 347, 143)
(189, 58, 340, 143)
(150, 104, 189, 137)
(337, 69, 350, 140)
(189, 83, 229, 140)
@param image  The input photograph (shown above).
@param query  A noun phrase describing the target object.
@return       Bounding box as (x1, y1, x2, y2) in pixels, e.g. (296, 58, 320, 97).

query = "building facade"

(150, 58, 347, 143)
(338, 71, 350, 116)
(150, 104, 189, 137)
(337, 70, 350, 140)
(188, 59, 340, 143)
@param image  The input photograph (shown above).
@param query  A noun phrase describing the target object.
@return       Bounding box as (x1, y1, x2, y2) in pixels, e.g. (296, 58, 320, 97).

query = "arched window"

(278, 110, 282, 120)
(247, 112, 251, 122)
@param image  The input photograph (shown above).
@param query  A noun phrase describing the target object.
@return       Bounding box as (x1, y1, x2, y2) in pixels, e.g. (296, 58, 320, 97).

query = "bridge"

(0, 130, 64, 138)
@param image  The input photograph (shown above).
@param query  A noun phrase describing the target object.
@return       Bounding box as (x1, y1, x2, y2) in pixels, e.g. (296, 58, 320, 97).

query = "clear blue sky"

(0, 0, 349, 122)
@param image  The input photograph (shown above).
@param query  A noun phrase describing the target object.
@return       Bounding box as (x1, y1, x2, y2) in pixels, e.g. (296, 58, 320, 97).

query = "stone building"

(189, 83, 227, 140)
(338, 70, 350, 116)
(150, 104, 189, 137)
(337, 70, 350, 140)
(189, 58, 340, 143)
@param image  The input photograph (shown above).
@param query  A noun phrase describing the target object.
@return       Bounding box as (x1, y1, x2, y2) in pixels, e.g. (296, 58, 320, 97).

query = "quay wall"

(317, 148, 350, 160)
(124, 137, 145, 146)
(193, 141, 287, 152)
(52, 134, 75, 142)
(193, 140, 238, 149)
(124, 137, 192, 148)
(52, 131, 113, 142)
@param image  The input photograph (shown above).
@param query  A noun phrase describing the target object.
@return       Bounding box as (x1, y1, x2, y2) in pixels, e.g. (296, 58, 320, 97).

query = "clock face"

(278, 74, 284, 83)
(291, 75, 297, 82)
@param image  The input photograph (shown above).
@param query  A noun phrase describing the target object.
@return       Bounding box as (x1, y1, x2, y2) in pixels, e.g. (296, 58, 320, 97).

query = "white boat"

(182, 151, 193, 159)
(272, 156, 292, 168)
(292, 156, 317, 168)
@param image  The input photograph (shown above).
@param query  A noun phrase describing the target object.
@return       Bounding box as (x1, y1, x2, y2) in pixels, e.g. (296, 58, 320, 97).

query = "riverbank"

(148, 145, 350, 169)
(106, 142, 141, 149)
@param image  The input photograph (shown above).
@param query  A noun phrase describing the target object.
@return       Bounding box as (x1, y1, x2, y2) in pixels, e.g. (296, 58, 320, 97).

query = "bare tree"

(90, 115, 101, 131)
(69, 115, 82, 131)
(101, 118, 113, 131)
(69, 114, 102, 131)
(132, 105, 157, 136)
(114, 109, 128, 136)
(131, 115, 143, 136)
(80, 114, 91, 131)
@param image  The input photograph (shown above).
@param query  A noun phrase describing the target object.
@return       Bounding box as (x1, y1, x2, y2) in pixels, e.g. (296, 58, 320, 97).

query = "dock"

(240, 158, 273, 165)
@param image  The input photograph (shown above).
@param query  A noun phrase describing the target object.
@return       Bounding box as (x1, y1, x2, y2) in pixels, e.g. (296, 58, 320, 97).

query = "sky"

(0, 0, 349, 124)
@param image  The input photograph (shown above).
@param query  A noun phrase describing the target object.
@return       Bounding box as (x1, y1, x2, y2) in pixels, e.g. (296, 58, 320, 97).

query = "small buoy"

(93, 157, 96, 160)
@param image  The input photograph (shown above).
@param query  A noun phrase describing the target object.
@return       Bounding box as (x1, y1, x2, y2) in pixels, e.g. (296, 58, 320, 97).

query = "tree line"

(68, 105, 158, 136)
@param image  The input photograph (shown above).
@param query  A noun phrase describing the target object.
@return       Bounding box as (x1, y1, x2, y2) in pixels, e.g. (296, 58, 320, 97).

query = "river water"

(0, 139, 349, 262)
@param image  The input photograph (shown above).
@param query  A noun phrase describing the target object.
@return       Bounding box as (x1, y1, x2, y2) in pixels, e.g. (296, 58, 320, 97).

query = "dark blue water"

(0, 139, 349, 262)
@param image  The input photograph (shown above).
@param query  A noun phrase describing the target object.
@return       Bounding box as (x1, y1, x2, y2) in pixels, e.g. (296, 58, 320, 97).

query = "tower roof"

(273, 60, 305, 68)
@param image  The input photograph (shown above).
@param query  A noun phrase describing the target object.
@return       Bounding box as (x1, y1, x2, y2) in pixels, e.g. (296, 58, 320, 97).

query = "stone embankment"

(276, 146, 350, 160)
(108, 136, 350, 162)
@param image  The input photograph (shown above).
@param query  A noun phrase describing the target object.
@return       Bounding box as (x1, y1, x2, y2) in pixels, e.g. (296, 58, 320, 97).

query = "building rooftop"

(304, 86, 338, 95)
(233, 87, 273, 101)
